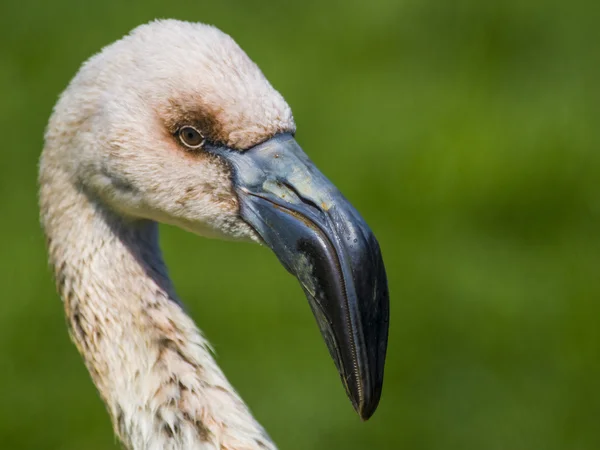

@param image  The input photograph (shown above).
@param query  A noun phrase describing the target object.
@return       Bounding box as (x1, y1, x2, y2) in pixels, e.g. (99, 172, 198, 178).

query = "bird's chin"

(177, 216, 261, 244)
(138, 204, 257, 243)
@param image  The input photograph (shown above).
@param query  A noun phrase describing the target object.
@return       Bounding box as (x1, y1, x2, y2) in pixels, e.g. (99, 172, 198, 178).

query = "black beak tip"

(358, 403, 377, 422)
(347, 379, 383, 421)
(359, 411, 372, 422)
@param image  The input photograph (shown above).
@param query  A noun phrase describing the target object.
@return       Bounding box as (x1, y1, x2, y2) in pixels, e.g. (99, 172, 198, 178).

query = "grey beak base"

(207, 134, 389, 420)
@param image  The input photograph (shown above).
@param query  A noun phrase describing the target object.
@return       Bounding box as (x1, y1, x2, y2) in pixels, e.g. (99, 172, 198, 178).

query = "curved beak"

(208, 134, 389, 420)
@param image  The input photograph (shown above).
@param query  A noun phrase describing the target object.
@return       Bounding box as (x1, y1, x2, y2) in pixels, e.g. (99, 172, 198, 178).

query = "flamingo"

(39, 19, 389, 450)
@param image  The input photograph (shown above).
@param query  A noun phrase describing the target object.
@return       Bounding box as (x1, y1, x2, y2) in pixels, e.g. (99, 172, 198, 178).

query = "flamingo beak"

(207, 134, 389, 420)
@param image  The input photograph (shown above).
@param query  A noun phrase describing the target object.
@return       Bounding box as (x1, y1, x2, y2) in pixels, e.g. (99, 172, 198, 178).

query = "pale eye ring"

(178, 126, 205, 149)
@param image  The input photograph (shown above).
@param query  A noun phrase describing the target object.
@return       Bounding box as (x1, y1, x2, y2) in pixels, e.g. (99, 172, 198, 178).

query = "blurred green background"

(1, 0, 599, 449)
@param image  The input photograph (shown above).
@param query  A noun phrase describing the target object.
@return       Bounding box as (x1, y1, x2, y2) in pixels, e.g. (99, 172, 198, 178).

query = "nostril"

(278, 180, 322, 214)
(263, 179, 299, 203)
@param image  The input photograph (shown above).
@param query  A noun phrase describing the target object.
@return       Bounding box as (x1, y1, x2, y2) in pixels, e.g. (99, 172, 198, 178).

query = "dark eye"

(178, 126, 205, 149)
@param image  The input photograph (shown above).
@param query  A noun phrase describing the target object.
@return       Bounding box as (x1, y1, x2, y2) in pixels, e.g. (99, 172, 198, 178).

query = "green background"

(1, 1, 599, 449)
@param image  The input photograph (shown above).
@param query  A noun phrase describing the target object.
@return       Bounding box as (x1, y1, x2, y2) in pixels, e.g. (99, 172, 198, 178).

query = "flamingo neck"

(40, 175, 275, 450)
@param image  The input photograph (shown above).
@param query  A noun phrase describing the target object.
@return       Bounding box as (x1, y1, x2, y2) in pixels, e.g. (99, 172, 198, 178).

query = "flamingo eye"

(178, 126, 205, 149)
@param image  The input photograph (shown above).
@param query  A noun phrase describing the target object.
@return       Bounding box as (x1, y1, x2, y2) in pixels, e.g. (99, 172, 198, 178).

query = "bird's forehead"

(156, 89, 294, 150)
(123, 20, 296, 150)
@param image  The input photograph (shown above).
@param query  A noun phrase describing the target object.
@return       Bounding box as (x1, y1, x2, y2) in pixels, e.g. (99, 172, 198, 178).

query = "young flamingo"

(39, 19, 389, 450)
